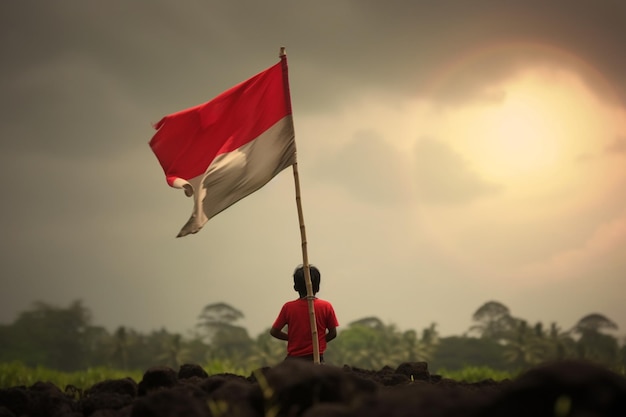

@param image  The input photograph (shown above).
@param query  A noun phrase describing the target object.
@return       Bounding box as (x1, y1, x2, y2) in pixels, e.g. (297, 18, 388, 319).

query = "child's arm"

(270, 326, 288, 341)
(325, 326, 337, 343)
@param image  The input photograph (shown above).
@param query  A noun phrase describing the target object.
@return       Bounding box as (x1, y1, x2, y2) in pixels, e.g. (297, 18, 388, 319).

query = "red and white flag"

(149, 56, 296, 237)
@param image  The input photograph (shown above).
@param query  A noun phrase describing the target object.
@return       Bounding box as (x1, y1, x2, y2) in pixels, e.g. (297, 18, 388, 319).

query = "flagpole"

(292, 162, 321, 364)
(280, 47, 321, 364)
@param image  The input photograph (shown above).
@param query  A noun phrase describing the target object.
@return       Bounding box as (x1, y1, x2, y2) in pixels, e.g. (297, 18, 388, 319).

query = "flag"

(149, 56, 296, 237)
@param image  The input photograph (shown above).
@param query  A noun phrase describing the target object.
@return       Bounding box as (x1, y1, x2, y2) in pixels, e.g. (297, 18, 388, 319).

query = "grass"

(436, 366, 516, 382)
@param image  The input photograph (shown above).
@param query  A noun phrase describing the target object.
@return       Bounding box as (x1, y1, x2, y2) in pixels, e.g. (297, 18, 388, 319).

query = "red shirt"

(272, 298, 339, 357)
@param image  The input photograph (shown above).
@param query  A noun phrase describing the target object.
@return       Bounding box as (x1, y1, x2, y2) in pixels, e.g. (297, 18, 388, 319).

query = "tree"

(572, 313, 618, 335)
(349, 317, 385, 330)
(544, 322, 577, 361)
(327, 320, 390, 368)
(430, 336, 508, 371)
(0, 324, 23, 364)
(248, 329, 285, 367)
(619, 338, 626, 371)
(197, 302, 245, 342)
(327, 318, 438, 369)
(82, 325, 113, 368)
(197, 302, 252, 362)
(470, 301, 516, 341)
(111, 326, 130, 369)
(416, 322, 440, 362)
(501, 320, 549, 369)
(9, 300, 93, 371)
(571, 313, 620, 367)
(154, 331, 191, 368)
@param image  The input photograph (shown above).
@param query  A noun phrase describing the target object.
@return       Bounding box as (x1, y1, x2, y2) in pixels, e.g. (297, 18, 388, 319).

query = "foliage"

(573, 313, 618, 334)
(0, 360, 502, 389)
(437, 366, 516, 383)
(197, 302, 246, 342)
(465, 301, 626, 372)
(430, 336, 509, 371)
(203, 359, 250, 376)
(0, 299, 624, 377)
(1, 301, 95, 371)
(470, 300, 516, 341)
(0, 361, 143, 390)
(326, 320, 439, 369)
(197, 302, 253, 364)
(247, 330, 285, 368)
(0, 360, 521, 390)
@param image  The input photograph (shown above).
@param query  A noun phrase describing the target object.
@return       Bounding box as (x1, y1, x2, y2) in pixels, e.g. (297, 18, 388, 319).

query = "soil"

(1, 359, 625, 416)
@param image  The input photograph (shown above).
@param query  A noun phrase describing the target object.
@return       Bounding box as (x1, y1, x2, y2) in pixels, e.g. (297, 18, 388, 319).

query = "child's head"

(293, 264, 320, 297)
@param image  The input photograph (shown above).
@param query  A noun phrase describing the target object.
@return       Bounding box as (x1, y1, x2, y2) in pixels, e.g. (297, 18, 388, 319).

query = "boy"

(270, 265, 339, 363)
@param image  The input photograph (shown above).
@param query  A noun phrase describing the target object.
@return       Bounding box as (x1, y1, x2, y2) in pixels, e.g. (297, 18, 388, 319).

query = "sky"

(1, 1, 625, 342)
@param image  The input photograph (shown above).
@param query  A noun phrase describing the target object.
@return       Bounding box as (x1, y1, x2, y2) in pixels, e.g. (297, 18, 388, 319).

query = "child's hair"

(293, 264, 321, 296)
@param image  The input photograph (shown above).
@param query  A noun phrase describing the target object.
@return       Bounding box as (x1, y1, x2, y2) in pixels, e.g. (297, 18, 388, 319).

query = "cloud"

(0, 56, 151, 158)
(1, 0, 625, 340)
(605, 137, 626, 155)
(506, 209, 626, 285)
(314, 130, 414, 205)
(413, 138, 501, 205)
(306, 122, 502, 208)
(3, 1, 625, 118)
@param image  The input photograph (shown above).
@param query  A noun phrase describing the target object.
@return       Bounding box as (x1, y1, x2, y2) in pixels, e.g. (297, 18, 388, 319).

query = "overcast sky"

(1, 1, 625, 341)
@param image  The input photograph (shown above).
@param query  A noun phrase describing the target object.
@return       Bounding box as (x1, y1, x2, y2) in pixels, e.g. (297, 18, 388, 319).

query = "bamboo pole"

(292, 162, 321, 364)
(280, 47, 321, 364)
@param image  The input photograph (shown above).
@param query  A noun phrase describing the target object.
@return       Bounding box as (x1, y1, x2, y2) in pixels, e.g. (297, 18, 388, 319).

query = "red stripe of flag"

(149, 56, 296, 237)
(150, 60, 291, 187)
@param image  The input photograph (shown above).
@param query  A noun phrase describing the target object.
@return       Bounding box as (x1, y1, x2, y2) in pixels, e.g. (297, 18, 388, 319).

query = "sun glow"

(481, 93, 560, 176)
(411, 62, 626, 284)
(452, 69, 609, 187)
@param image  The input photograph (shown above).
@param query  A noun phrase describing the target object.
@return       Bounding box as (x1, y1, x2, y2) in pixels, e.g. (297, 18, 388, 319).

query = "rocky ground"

(1, 359, 625, 416)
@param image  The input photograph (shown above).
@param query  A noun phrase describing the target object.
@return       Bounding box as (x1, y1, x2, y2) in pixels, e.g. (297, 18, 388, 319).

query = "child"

(270, 265, 339, 362)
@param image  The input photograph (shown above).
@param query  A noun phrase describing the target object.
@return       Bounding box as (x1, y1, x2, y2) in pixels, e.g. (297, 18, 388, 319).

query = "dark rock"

(80, 392, 134, 416)
(131, 387, 209, 417)
(395, 361, 430, 381)
(0, 387, 29, 416)
(480, 360, 626, 417)
(86, 378, 138, 398)
(137, 367, 178, 396)
(178, 363, 208, 380)
(301, 403, 355, 417)
(264, 360, 367, 416)
(3, 360, 626, 417)
(207, 379, 263, 417)
(0, 405, 16, 417)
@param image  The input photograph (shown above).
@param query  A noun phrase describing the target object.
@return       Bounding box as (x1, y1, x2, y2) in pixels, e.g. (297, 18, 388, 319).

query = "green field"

(0, 361, 516, 390)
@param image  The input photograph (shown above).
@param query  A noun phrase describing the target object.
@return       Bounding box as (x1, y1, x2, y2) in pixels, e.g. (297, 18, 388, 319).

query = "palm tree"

(156, 333, 191, 368)
(328, 318, 438, 369)
(544, 322, 577, 361)
(248, 330, 286, 368)
(501, 320, 548, 369)
(111, 326, 130, 369)
(619, 337, 626, 373)
(411, 323, 439, 362)
(327, 318, 398, 368)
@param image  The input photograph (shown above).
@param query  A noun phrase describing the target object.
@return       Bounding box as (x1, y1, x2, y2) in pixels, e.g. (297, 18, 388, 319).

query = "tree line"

(0, 300, 624, 374)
